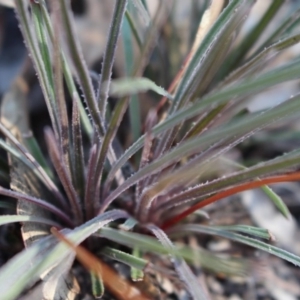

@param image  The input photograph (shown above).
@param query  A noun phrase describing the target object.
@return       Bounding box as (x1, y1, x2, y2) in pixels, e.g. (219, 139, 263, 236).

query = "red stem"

(161, 171, 300, 230)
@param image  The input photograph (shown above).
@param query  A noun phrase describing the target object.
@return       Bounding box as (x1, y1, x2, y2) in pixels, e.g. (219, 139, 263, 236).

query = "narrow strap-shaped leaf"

(0, 215, 60, 227)
(125, 10, 142, 49)
(31, 2, 54, 96)
(187, 32, 300, 138)
(130, 247, 144, 281)
(99, 0, 165, 191)
(131, 0, 151, 26)
(84, 145, 98, 220)
(220, 0, 284, 77)
(154, 0, 255, 160)
(221, 33, 300, 87)
(119, 218, 138, 231)
(103, 2, 167, 191)
(15, 0, 59, 137)
(45, 128, 83, 224)
(102, 95, 300, 212)
(0, 187, 73, 227)
(160, 148, 300, 214)
(97, 0, 128, 118)
(253, 7, 300, 56)
(23, 134, 53, 179)
(261, 185, 290, 219)
(99, 227, 247, 276)
(57, 0, 105, 138)
(0, 125, 67, 209)
(211, 225, 273, 240)
(0, 136, 66, 206)
(40, 253, 79, 300)
(31, 2, 59, 137)
(146, 224, 208, 300)
(170, 0, 254, 112)
(51, 0, 72, 178)
(122, 13, 141, 144)
(154, 144, 292, 220)
(90, 271, 104, 299)
(220, 157, 291, 219)
(135, 110, 157, 203)
(170, 224, 300, 268)
(71, 100, 85, 201)
(161, 171, 300, 230)
(0, 209, 129, 300)
(101, 247, 148, 272)
(51, 228, 149, 300)
(105, 58, 300, 191)
(94, 96, 131, 208)
(39, 0, 93, 137)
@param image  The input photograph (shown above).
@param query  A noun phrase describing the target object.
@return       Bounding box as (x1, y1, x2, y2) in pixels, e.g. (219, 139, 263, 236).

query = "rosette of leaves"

(1, 0, 300, 299)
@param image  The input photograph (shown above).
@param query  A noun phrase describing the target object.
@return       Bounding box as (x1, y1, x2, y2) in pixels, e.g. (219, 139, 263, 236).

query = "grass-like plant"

(1, 0, 300, 299)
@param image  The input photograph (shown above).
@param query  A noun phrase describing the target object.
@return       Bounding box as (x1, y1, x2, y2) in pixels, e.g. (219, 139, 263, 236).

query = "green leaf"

(0, 210, 128, 300)
(0, 215, 59, 227)
(125, 10, 142, 49)
(99, 228, 248, 276)
(105, 58, 300, 191)
(90, 271, 104, 298)
(109, 77, 173, 99)
(171, 224, 300, 268)
(123, 16, 142, 142)
(23, 135, 53, 179)
(212, 225, 273, 240)
(39, 0, 93, 138)
(131, 0, 151, 26)
(130, 247, 144, 281)
(119, 218, 138, 230)
(220, 157, 291, 219)
(71, 100, 86, 200)
(147, 224, 207, 300)
(158, 148, 300, 212)
(253, 7, 300, 55)
(171, 0, 255, 111)
(221, 33, 300, 86)
(260, 185, 290, 219)
(220, 0, 284, 77)
(57, 0, 105, 138)
(103, 95, 300, 211)
(101, 247, 148, 271)
(98, 0, 128, 118)
(15, 0, 59, 136)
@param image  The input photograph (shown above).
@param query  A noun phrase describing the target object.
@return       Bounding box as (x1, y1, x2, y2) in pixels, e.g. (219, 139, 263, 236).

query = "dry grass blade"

(188, 0, 225, 61)
(51, 228, 151, 300)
